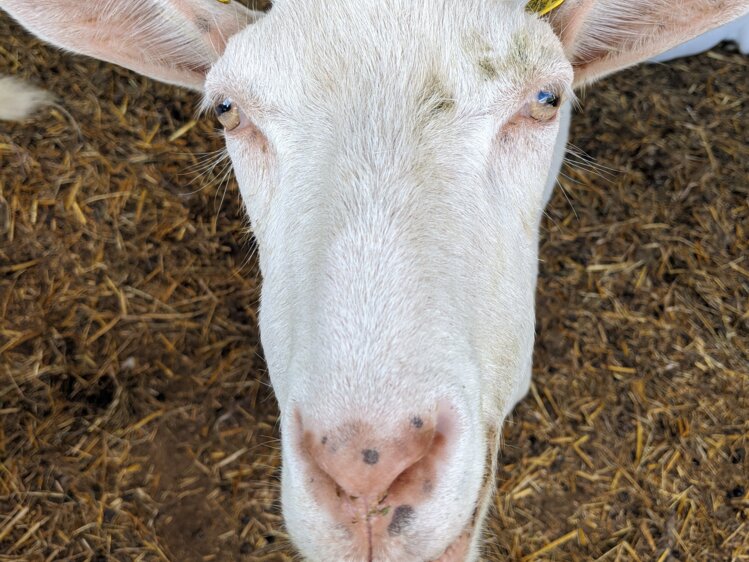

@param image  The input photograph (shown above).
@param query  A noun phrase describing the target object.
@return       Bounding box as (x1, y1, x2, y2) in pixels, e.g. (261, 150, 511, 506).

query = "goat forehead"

(214, 0, 564, 110)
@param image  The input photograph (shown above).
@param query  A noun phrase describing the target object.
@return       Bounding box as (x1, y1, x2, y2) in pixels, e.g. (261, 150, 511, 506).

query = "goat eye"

(529, 89, 561, 121)
(215, 98, 241, 131)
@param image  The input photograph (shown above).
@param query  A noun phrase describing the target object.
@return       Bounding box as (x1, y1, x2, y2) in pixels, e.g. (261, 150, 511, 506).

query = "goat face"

(205, 2, 571, 559)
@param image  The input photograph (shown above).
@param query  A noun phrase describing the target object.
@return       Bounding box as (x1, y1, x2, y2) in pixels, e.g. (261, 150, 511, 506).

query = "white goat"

(2, 1, 748, 561)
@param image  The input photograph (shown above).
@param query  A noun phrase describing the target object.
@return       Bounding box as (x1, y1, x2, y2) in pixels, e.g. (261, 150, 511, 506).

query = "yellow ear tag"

(527, 0, 566, 15)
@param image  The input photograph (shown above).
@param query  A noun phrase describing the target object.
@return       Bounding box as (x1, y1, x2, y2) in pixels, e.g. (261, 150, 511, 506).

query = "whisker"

(213, 159, 236, 216)
(177, 148, 232, 197)
(554, 173, 580, 221)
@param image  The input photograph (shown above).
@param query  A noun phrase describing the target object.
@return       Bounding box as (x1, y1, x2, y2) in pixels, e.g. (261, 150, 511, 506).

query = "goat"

(2, 1, 748, 560)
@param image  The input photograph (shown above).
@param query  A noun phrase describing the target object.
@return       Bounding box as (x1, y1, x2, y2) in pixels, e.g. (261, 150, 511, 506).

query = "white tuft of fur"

(0, 77, 55, 121)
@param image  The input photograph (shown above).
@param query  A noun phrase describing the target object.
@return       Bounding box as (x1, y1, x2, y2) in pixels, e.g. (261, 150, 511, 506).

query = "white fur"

(0, 76, 54, 121)
(2, 0, 261, 90)
(3, 0, 748, 560)
(652, 11, 749, 60)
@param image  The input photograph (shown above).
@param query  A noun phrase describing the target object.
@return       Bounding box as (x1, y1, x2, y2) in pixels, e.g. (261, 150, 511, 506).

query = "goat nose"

(308, 419, 435, 501)
(297, 406, 455, 526)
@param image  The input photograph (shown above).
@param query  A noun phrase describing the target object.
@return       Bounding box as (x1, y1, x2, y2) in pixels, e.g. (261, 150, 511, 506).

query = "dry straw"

(1, 2, 747, 560)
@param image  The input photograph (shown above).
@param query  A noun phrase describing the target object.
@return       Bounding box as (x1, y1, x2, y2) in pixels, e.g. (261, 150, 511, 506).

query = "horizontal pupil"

(216, 101, 232, 115)
(537, 91, 559, 107)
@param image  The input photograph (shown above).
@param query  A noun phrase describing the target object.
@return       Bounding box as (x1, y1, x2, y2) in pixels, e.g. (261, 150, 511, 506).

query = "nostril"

(387, 504, 415, 536)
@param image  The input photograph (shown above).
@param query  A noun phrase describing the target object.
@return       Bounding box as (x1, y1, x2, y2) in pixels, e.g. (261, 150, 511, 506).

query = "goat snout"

(294, 405, 458, 557)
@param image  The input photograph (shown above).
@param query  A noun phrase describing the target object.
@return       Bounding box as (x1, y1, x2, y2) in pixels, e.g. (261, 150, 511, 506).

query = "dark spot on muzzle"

(387, 505, 415, 536)
(411, 416, 424, 429)
(321, 436, 328, 445)
(362, 449, 379, 465)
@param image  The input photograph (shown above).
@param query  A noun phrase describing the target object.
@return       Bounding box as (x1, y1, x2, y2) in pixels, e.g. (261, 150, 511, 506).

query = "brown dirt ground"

(1, 5, 747, 562)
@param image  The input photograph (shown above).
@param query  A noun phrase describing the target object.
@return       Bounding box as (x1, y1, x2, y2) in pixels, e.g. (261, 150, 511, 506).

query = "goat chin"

(0, 76, 54, 121)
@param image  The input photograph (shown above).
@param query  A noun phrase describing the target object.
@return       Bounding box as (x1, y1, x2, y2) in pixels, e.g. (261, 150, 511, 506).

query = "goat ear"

(2, 0, 263, 91)
(543, 0, 749, 86)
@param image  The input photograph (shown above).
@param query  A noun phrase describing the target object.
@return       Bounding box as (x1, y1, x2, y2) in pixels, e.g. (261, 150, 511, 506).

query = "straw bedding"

(1, 5, 747, 561)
